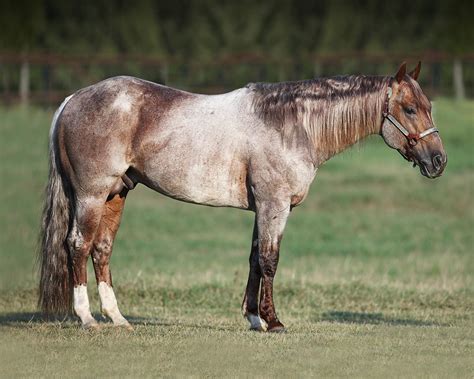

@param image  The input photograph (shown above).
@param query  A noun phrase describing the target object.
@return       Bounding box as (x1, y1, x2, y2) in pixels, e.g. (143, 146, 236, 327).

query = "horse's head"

(381, 62, 447, 178)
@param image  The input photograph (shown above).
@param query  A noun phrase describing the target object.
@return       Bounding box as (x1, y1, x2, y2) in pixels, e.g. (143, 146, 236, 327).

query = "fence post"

(19, 58, 30, 106)
(1, 62, 7, 98)
(453, 59, 465, 101)
(161, 64, 169, 85)
(313, 62, 321, 78)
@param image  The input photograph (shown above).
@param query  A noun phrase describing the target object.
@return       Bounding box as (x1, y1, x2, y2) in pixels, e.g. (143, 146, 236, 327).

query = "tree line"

(1, 0, 472, 103)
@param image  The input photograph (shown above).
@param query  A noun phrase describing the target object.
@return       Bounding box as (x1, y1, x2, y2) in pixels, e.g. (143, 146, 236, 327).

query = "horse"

(38, 62, 447, 332)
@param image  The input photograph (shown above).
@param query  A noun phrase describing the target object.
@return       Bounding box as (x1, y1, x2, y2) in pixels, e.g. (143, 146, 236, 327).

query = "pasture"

(0, 99, 473, 377)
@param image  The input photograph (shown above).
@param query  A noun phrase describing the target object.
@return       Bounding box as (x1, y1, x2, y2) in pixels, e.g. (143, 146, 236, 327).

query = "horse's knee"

(258, 235, 282, 274)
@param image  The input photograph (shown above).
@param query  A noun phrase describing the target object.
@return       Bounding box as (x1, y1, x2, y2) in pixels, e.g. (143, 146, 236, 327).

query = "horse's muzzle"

(418, 152, 447, 178)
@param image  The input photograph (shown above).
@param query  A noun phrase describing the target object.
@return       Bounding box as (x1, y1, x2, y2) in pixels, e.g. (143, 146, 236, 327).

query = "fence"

(1, 51, 473, 106)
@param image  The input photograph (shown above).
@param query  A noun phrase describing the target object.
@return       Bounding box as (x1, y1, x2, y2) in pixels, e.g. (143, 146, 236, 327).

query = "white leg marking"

(98, 282, 131, 328)
(247, 313, 267, 332)
(73, 285, 98, 328)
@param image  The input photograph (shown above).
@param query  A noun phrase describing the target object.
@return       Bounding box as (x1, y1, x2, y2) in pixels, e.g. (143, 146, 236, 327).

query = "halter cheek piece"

(382, 86, 439, 146)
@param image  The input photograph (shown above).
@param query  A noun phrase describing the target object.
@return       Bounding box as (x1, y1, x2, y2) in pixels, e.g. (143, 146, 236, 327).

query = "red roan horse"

(39, 62, 446, 331)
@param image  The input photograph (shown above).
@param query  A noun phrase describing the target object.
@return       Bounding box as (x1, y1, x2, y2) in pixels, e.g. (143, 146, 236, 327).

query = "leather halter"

(382, 86, 439, 146)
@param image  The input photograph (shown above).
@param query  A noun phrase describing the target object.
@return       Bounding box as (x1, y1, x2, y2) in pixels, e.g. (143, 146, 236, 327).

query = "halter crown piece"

(382, 84, 439, 146)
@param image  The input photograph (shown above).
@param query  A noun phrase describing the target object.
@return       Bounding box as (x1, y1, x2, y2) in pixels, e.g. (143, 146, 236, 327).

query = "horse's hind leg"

(68, 196, 105, 329)
(91, 190, 131, 329)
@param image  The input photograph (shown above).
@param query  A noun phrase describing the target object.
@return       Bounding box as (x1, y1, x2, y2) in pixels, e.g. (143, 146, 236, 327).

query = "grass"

(0, 98, 473, 377)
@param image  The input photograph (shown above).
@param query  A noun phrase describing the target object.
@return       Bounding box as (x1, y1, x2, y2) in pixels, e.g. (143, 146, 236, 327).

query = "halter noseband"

(382, 85, 439, 146)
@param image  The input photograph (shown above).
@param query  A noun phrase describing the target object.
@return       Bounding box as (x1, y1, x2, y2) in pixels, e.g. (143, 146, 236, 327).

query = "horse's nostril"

(432, 154, 443, 170)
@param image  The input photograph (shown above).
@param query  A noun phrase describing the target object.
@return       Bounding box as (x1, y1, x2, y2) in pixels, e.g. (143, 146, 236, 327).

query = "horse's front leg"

(253, 199, 290, 332)
(242, 219, 266, 330)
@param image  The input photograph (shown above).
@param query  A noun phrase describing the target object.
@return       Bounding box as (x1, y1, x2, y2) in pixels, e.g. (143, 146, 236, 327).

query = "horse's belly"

(142, 152, 250, 209)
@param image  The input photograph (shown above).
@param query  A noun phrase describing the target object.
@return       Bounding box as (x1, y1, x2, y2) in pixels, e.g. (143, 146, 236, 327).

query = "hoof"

(102, 308, 132, 330)
(116, 321, 134, 331)
(267, 320, 286, 333)
(246, 313, 267, 332)
(83, 320, 101, 330)
(249, 325, 266, 332)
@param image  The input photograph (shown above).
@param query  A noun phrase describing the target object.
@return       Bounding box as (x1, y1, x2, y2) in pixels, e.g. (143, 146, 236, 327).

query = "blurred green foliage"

(0, 0, 473, 98)
(1, 0, 472, 56)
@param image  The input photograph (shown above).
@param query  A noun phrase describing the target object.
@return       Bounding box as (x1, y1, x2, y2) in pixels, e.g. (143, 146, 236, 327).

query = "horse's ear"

(395, 62, 407, 83)
(408, 61, 421, 81)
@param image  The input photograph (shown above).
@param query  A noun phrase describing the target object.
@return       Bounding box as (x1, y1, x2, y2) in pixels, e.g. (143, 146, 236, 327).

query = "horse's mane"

(248, 75, 391, 159)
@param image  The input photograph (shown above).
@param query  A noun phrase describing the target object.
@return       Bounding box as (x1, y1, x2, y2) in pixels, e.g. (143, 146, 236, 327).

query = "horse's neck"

(310, 86, 387, 164)
(248, 76, 389, 165)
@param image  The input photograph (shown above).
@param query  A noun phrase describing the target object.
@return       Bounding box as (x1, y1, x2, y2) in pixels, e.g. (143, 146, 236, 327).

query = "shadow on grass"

(0, 312, 73, 326)
(126, 316, 235, 331)
(322, 311, 443, 326)
(0, 313, 234, 331)
(0, 311, 445, 329)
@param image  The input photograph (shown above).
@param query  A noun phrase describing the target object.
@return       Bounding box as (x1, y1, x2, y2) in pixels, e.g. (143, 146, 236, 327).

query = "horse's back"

(55, 76, 254, 207)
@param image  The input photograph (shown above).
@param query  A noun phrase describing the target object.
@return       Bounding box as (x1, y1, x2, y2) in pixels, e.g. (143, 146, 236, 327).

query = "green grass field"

(0, 99, 473, 377)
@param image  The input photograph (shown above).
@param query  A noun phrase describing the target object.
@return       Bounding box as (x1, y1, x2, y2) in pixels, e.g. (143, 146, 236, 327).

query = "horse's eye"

(404, 107, 416, 115)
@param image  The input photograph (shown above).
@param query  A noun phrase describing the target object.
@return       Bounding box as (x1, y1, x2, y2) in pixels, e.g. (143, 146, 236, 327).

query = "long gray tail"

(38, 95, 74, 316)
